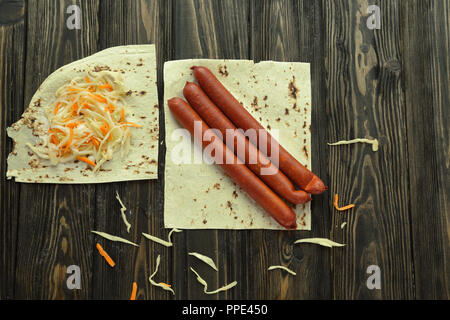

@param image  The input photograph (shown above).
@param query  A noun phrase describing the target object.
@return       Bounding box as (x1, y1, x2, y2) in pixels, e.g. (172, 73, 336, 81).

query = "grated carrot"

(99, 83, 113, 91)
(120, 108, 125, 122)
(90, 137, 100, 149)
(66, 122, 81, 129)
(48, 129, 59, 145)
(130, 282, 137, 300)
(53, 102, 61, 115)
(76, 156, 96, 167)
(62, 128, 74, 154)
(71, 102, 79, 115)
(89, 93, 108, 103)
(85, 76, 90, 83)
(67, 86, 82, 92)
(333, 194, 355, 211)
(96, 243, 115, 267)
(50, 135, 59, 145)
(53, 128, 64, 134)
(83, 103, 93, 110)
(159, 282, 172, 288)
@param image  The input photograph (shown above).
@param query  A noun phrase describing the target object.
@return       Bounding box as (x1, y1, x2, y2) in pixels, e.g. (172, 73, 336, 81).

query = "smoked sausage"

(167, 97, 297, 229)
(183, 81, 311, 204)
(191, 66, 327, 195)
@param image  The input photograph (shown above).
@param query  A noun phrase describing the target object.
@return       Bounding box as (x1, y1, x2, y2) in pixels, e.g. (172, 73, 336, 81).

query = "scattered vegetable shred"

(91, 230, 139, 247)
(149, 255, 175, 295)
(142, 228, 182, 247)
(294, 238, 345, 248)
(190, 267, 237, 295)
(333, 194, 355, 211)
(328, 138, 379, 152)
(96, 243, 115, 267)
(29, 71, 142, 171)
(267, 265, 296, 276)
(188, 252, 218, 271)
(130, 282, 137, 300)
(116, 191, 131, 233)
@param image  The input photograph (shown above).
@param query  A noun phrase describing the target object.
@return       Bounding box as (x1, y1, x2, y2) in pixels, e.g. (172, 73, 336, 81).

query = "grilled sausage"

(191, 66, 327, 195)
(183, 81, 311, 204)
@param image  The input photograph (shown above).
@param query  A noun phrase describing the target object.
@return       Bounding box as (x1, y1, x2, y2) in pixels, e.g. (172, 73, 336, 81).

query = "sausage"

(167, 97, 297, 229)
(183, 81, 311, 204)
(191, 66, 327, 195)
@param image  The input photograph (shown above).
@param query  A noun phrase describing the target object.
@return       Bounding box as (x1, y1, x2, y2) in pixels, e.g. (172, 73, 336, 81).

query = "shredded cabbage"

(30, 71, 141, 171)
(328, 138, 379, 152)
(91, 230, 139, 247)
(267, 265, 296, 276)
(294, 238, 345, 248)
(116, 191, 131, 233)
(142, 228, 182, 247)
(149, 255, 175, 295)
(190, 267, 237, 295)
(188, 252, 218, 271)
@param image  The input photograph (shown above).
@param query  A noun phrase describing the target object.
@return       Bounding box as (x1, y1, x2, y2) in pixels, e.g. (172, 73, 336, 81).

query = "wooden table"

(0, 0, 448, 300)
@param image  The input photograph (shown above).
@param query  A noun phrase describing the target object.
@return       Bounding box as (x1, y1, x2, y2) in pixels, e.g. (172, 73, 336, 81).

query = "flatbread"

(163, 59, 312, 230)
(7, 45, 159, 183)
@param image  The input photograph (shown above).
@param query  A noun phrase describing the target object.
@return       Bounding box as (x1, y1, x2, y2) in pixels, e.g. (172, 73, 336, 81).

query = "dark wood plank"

(93, 0, 169, 300)
(402, 0, 449, 299)
(250, 0, 331, 299)
(14, 0, 100, 299)
(323, 0, 414, 299)
(172, 0, 250, 299)
(0, 0, 26, 300)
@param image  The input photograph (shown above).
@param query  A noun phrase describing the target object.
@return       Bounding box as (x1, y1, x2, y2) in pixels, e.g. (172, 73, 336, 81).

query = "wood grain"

(14, 0, 100, 299)
(0, 0, 26, 300)
(402, 0, 449, 299)
(1, 0, 448, 300)
(324, 0, 414, 299)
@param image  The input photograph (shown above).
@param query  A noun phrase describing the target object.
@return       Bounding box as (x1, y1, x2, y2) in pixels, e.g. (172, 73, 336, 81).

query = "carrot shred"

(53, 102, 61, 115)
(100, 124, 109, 135)
(108, 103, 115, 113)
(88, 86, 96, 92)
(90, 137, 100, 149)
(99, 83, 113, 91)
(62, 128, 74, 154)
(83, 103, 93, 110)
(124, 122, 142, 128)
(85, 76, 90, 83)
(76, 156, 96, 167)
(48, 129, 59, 145)
(89, 93, 107, 103)
(159, 282, 172, 288)
(96, 243, 115, 267)
(50, 135, 59, 145)
(66, 122, 80, 128)
(120, 108, 125, 122)
(333, 194, 355, 211)
(130, 282, 137, 300)
(53, 128, 64, 134)
(100, 123, 112, 140)
(71, 102, 79, 115)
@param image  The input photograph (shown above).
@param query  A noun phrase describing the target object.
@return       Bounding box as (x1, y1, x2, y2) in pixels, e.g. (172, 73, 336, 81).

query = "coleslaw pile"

(28, 71, 141, 171)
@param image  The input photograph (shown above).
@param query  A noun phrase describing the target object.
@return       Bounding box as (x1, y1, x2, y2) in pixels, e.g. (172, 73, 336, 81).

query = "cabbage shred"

(32, 71, 139, 171)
